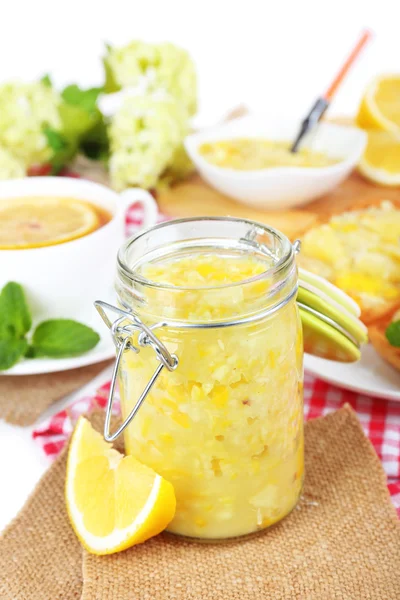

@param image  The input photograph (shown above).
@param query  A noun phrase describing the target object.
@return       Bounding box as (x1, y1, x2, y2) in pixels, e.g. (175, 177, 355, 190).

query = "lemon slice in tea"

(0, 197, 101, 249)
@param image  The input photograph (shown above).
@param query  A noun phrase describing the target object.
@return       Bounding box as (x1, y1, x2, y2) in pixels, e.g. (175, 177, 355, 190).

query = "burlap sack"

(1, 406, 399, 600)
(0, 360, 111, 426)
(0, 448, 82, 599)
(82, 406, 400, 600)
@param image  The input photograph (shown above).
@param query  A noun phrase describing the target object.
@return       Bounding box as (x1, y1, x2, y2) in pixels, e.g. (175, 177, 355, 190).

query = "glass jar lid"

(116, 217, 298, 325)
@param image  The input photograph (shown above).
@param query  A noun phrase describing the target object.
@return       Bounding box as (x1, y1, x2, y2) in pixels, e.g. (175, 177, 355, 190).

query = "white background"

(1, 0, 400, 121)
(1, 0, 400, 530)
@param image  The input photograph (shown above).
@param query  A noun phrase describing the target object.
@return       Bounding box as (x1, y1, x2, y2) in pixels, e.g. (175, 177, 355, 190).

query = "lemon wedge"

(356, 75, 400, 134)
(65, 417, 176, 555)
(0, 196, 100, 249)
(358, 130, 400, 186)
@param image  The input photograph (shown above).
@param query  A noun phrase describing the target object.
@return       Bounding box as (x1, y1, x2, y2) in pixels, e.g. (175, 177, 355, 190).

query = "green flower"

(109, 93, 191, 191)
(0, 146, 25, 179)
(0, 81, 61, 168)
(105, 41, 197, 116)
(153, 42, 197, 117)
(0, 81, 105, 174)
(105, 41, 158, 92)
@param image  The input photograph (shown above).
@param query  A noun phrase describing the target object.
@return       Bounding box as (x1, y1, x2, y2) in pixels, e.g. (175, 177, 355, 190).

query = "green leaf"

(80, 118, 110, 161)
(0, 338, 28, 370)
(52, 83, 107, 169)
(24, 345, 36, 358)
(61, 84, 103, 115)
(0, 282, 32, 340)
(386, 320, 400, 348)
(41, 84, 103, 172)
(40, 73, 52, 87)
(58, 103, 97, 140)
(41, 124, 74, 174)
(60, 85, 110, 162)
(103, 44, 120, 93)
(32, 319, 100, 358)
(43, 126, 68, 152)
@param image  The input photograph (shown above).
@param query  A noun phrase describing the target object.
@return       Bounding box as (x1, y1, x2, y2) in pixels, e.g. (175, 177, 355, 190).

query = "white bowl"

(184, 115, 367, 210)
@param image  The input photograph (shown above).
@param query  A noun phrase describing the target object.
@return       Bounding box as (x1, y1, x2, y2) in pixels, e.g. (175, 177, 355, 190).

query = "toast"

(369, 305, 400, 372)
(297, 199, 400, 325)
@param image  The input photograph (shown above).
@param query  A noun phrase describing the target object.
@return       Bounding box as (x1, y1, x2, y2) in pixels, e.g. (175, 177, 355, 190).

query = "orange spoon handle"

(324, 29, 372, 102)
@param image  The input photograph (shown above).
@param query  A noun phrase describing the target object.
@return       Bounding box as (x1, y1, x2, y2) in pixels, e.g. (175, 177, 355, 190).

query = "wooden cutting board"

(157, 170, 400, 241)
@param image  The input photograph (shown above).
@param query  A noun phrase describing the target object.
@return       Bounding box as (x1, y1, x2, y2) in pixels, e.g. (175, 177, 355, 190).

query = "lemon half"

(358, 130, 400, 186)
(0, 196, 101, 249)
(357, 75, 400, 134)
(65, 417, 176, 555)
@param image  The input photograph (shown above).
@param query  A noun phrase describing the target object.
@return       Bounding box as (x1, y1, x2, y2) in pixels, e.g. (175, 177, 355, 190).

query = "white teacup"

(0, 177, 158, 323)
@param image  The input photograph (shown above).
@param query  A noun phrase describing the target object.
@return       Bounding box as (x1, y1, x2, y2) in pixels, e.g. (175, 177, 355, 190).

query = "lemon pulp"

(119, 252, 303, 539)
(199, 138, 338, 170)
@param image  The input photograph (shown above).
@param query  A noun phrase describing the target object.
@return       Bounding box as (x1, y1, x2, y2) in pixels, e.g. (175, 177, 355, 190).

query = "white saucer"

(304, 344, 400, 402)
(2, 287, 116, 376)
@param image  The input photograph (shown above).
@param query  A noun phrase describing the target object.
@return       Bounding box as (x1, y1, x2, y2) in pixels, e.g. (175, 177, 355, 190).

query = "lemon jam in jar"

(115, 218, 303, 540)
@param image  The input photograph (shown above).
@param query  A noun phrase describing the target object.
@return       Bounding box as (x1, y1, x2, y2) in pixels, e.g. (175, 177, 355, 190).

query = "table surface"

(158, 167, 400, 241)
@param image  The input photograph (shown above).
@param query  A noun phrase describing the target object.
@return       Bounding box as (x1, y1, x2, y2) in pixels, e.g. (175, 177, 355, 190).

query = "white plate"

(2, 286, 116, 376)
(304, 344, 400, 402)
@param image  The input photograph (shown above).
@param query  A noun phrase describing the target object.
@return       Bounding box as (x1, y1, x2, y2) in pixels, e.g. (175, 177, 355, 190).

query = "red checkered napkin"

(32, 373, 400, 515)
(32, 202, 400, 516)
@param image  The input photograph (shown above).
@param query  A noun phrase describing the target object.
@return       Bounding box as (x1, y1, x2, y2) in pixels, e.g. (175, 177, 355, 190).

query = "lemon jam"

(199, 138, 338, 170)
(117, 220, 303, 540)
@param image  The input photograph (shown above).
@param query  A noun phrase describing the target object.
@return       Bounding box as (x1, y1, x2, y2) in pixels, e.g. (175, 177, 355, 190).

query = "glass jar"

(101, 218, 303, 541)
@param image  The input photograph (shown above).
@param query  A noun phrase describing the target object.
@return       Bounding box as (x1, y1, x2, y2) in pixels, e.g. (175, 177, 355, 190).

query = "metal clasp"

(293, 239, 301, 255)
(94, 301, 178, 442)
(95, 239, 300, 442)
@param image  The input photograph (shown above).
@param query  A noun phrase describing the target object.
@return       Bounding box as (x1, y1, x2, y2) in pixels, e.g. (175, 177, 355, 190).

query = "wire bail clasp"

(292, 239, 301, 255)
(94, 300, 178, 443)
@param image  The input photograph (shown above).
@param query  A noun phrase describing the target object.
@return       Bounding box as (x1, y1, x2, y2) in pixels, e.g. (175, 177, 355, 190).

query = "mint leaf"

(0, 282, 30, 369)
(32, 319, 100, 358)
(24, 345, 36, 358)
(386, 320, 400, 348)
(0, 338, 28, 370)
(0, 282, 32, 340)
(41, 74, 52, 87)
(61, 84, 103, 115)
